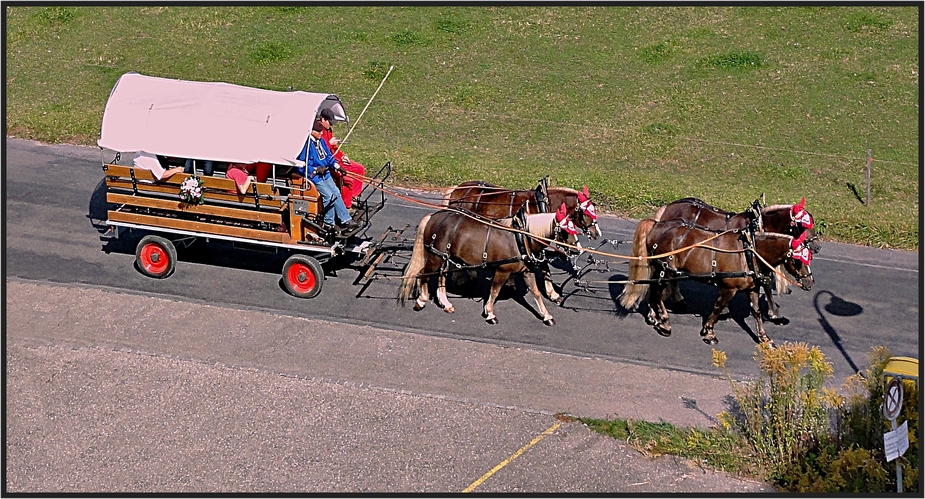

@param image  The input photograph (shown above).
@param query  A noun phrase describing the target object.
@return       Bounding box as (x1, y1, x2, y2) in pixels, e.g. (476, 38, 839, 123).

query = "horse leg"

(762, 282, 781, 321)
(669, 282, 687, 312)
(435, 273, 455, 313)
(701, 288, 737, 345)
(482, 271, 507, 325)
(750, 289, 773, 346)
(413, 273, 432, 311)
(540, 263, 562, 304)
(649, 283, 672, 337)
(523, 271, 555, 326)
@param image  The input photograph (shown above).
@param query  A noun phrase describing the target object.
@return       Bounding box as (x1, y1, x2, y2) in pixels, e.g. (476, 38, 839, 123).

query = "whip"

(337, 65, 394, 154)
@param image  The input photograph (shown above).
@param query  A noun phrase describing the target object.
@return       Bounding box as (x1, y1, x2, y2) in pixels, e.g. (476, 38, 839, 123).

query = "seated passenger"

(133, 151, 183, 181)
(296, 120, 359, 233)
(183, 159, 216, 176)
(318, 108, 366, 208)
(225, 163, 257, 195)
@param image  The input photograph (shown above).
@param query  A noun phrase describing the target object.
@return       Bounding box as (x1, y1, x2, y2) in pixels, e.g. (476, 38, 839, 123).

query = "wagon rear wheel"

(135, 235, 177, 278)
(282, 254, 324, 298)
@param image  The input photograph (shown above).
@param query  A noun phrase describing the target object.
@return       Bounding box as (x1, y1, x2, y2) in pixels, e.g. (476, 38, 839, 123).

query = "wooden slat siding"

(104, 176, 288, 210)
(102, 164, 287, 208)
(106, 192, 284, 225)
(107, 210, 296, 244)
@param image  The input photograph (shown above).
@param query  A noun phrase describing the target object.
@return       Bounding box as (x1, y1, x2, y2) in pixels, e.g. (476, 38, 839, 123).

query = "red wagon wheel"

(282, 254, 324, 298)
(135, 234, 177, 278)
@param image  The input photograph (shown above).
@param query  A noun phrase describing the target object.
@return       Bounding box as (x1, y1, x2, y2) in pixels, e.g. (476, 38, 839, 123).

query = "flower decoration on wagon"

(179, 176, 205, 205)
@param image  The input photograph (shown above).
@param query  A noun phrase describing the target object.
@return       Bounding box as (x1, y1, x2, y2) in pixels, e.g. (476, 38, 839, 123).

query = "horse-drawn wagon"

(98, 72, 390, 298)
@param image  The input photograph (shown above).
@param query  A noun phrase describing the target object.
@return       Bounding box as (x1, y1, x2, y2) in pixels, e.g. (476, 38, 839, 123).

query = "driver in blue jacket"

(297, 120, 359, 233)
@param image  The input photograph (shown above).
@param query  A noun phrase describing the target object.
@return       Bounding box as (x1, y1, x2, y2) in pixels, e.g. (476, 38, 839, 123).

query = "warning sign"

(883, 420, 910, 462)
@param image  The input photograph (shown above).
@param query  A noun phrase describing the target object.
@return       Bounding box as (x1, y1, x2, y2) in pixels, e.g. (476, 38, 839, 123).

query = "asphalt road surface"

(5, 138, 919, 493)
(6, 138, 918, 381)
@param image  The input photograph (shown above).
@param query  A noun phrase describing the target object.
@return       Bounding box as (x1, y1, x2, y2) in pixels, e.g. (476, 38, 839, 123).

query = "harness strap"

(129, 168, 139, 195)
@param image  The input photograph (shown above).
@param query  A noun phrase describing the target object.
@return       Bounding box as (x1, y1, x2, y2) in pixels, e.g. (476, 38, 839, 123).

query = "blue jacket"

(296, 136, 337, 181)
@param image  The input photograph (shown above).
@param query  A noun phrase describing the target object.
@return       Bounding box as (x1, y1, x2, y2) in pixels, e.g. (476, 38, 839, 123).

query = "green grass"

(579, 416, 755, 476)
(5, 5, 919, 249)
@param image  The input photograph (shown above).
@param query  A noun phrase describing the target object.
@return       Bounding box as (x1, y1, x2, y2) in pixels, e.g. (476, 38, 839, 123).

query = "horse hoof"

(702, 336, 719, 345)
(444, 306, 455, 314)
(543, 318, 555, 326)
(486, 317, 499, 325)
(413, 304, 425, 311)
(655, 325, 671, 337)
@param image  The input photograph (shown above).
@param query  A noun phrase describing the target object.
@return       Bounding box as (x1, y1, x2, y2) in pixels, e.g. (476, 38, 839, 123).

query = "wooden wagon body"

(98, 72, 390, 298)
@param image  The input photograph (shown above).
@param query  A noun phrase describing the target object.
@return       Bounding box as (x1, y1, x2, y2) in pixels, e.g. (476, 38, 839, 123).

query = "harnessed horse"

(619, 217, 815, 345)
(647, 196, 819, 320)
(442, 179, 600, 302)
(398, 203, 579, 325)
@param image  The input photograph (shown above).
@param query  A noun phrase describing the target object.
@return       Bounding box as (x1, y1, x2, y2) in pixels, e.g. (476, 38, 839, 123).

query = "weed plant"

(713, 344, 920, 492)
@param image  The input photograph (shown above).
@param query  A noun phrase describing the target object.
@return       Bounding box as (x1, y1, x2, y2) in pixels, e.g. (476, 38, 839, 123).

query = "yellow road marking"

(462, 421, 562, 493)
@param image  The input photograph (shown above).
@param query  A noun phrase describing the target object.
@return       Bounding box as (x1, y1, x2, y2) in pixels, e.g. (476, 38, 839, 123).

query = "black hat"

(319, 108, 336, 123)
(312, 120, 325, 132)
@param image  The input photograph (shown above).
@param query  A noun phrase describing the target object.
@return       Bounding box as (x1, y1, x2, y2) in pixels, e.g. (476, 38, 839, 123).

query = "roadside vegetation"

(5, 5, 918, 249)
(580, 344, 920, 493)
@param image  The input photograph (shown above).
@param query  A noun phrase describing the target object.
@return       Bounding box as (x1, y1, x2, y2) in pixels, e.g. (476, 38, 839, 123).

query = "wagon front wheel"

(135, 234, 177, 278)
(282, 254, 324, 298)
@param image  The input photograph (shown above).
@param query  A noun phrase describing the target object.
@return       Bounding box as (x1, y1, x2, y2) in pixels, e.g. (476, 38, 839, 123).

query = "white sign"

(883, 420, 909, 462)
(883, 379, 904, 420)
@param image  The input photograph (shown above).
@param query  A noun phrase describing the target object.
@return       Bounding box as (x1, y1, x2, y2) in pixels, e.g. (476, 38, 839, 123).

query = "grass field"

(5, 5, 919, 249)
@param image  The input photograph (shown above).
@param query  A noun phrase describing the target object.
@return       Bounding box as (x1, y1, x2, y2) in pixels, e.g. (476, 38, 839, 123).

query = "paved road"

(4, 138, 919, 492)
(5, 138, 918, 381)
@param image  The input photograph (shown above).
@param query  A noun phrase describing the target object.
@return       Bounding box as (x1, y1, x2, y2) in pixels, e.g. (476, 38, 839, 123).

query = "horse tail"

(398, 213, 433, 306)
(619, 218, 656, 311)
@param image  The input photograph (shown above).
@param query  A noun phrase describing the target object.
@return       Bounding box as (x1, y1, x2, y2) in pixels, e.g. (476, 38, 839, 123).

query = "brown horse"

(398, 203, 579, 325)
(649, 196, 819, 320)
(442, 179, 601, 302)
(442, 180, 602, 239)
(619, 218, 815, 345)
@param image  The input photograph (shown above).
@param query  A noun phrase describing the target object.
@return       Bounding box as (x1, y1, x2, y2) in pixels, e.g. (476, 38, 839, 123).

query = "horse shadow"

(439, 268, 552, 322)
(605, 275, 765, 344)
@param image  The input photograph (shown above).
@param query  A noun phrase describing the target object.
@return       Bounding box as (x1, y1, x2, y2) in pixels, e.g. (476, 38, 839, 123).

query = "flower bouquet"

(179, 176, 205, 205)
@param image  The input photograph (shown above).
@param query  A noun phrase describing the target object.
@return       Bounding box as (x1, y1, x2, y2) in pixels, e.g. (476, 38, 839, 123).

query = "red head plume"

(577, 186, 589, 202)
(791, 197, 814, 229)
(791, 230, 807, 250)
(555, 202, 568, 221)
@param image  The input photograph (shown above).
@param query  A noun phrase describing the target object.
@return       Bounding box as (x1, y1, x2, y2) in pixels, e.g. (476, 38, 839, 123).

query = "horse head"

(783, 231, 815, 291)
(574, 186, 602, 240)
(762, 198, 822, 254)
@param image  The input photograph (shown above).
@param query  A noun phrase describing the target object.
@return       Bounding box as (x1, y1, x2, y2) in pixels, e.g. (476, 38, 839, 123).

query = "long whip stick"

(337, 65, 394, 154)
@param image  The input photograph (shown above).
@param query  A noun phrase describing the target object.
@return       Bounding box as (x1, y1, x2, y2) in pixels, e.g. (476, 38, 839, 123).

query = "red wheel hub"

(140, 243, 169, 274)
(286, 263, 316, 294)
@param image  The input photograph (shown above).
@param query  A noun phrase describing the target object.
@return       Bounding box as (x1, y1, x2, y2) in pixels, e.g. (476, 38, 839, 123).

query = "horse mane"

(762, 204, 792, 213)
(547, 186, 579, 196)
(524, 212, 556, 237)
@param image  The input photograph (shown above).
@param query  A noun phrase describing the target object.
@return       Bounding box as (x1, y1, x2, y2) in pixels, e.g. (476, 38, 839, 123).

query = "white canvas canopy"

(98, 72, 348, 166)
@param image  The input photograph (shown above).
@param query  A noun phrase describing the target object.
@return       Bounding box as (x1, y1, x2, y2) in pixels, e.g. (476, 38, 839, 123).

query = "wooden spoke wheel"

(135, 234, 177, 278)
(282, 254, 324, 298)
